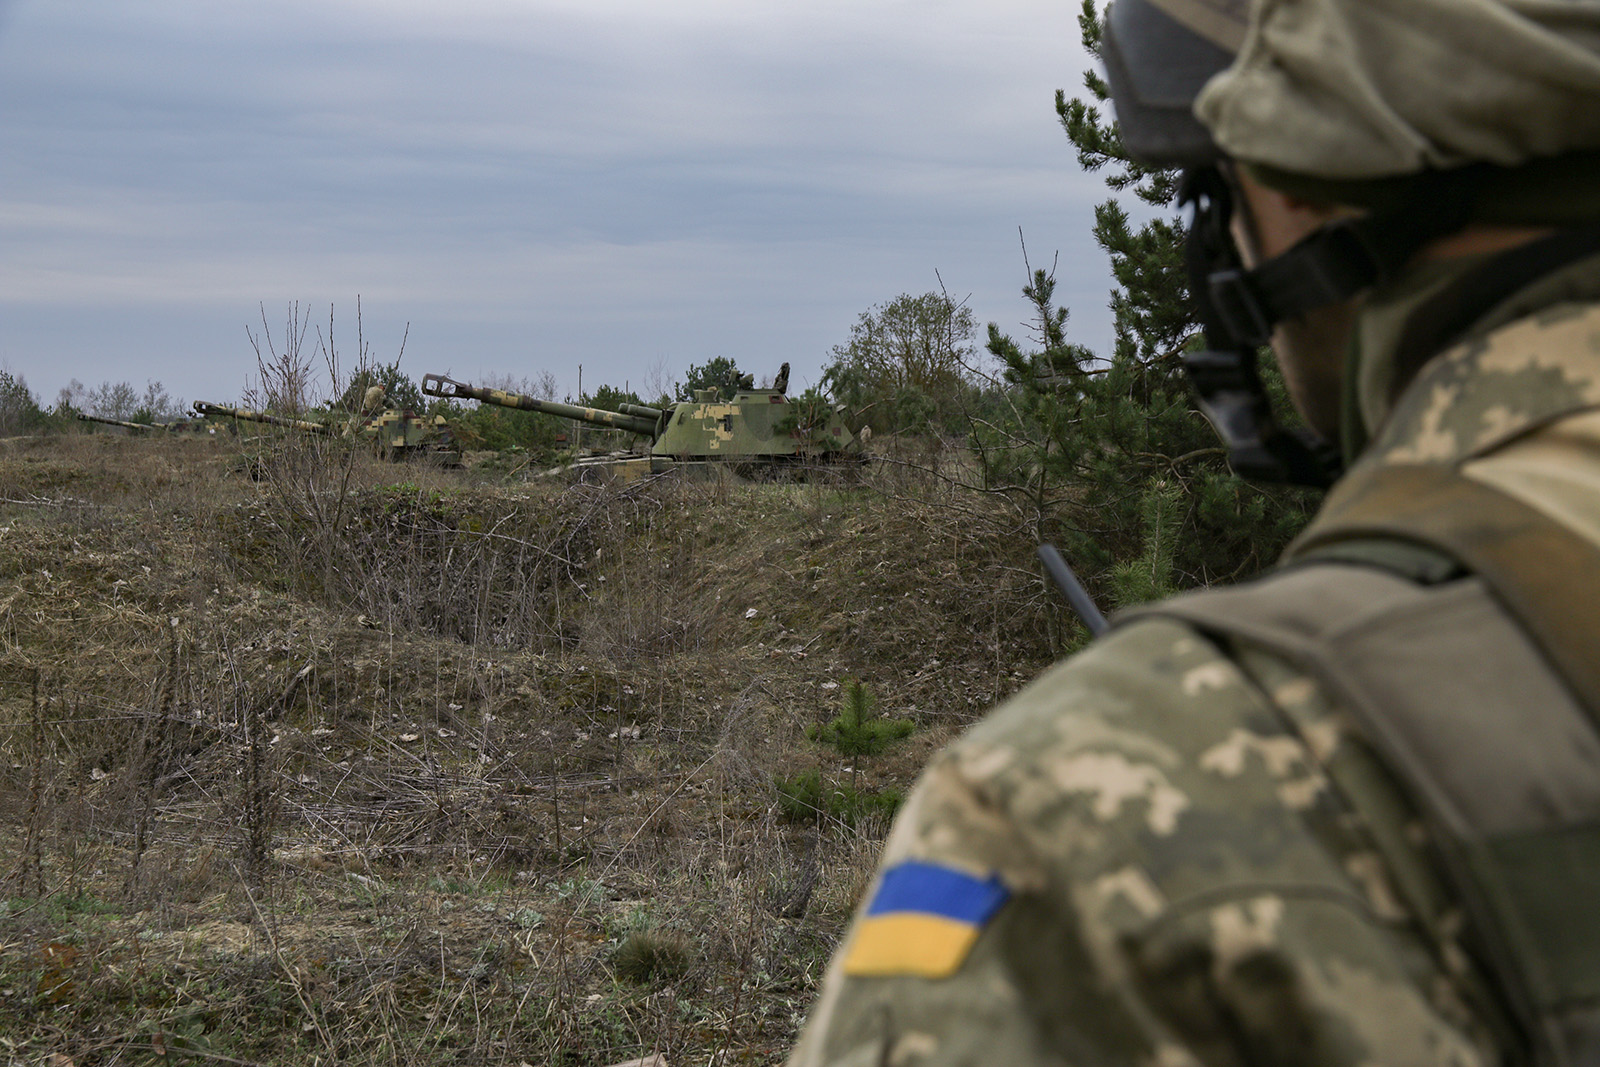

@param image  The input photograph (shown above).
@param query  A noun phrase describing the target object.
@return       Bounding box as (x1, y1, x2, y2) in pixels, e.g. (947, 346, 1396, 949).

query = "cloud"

(0, 0, 1114, 403)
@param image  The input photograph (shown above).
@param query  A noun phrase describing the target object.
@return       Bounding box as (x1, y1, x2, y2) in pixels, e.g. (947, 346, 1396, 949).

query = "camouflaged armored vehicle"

(192, 401, 460, 465)
(420, 363, 863, 481)
(360, 407, 458, 462)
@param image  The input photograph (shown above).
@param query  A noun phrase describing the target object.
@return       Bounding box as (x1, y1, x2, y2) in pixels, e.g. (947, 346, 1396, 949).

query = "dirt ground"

(0, 430, 1075, 1066)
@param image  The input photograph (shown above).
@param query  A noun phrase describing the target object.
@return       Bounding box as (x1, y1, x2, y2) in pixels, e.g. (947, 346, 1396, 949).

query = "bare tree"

(244, 302, 317, 413)
(643, 356, 676, 405)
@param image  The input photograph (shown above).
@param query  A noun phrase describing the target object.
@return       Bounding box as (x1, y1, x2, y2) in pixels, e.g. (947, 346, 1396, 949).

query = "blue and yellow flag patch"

(842, 860, 1010, 978)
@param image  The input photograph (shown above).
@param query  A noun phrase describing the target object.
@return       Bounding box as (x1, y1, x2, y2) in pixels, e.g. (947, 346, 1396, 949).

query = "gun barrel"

(421, 374, 659, 437)
(77, 413, 156, 432)
(192, 401, 335, 435)
(619, 402, 667, 420)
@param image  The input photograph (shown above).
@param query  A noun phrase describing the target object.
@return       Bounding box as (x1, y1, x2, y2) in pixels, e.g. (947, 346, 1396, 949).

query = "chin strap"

(1177, 165, 1478, 488)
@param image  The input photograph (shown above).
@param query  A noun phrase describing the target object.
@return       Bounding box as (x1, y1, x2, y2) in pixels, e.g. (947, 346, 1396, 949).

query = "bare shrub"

(237, 681, 279, 889)
(124, 631, 180, 897)
(17, 671, 44, 896)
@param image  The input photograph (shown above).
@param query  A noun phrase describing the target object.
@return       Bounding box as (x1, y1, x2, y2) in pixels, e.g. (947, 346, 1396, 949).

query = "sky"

(0, 0, 1124, 410)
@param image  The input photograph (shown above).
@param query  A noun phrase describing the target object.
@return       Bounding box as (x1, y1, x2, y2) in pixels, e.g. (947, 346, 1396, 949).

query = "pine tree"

(678, 357, 745, 401)
(0, 371, 44, 435)
(969, 264, 1097, 544)
(806, 680, 913, 795)
(976, 0, 1317, 613)
(339, 361, 424, 414)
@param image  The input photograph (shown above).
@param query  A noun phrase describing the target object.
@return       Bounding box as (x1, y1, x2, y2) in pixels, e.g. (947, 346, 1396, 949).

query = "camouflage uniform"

(787, 245, 1600, 1066)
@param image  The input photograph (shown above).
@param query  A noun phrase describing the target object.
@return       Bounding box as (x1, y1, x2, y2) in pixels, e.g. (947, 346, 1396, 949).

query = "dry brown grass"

(0, 430, 1071, 1065)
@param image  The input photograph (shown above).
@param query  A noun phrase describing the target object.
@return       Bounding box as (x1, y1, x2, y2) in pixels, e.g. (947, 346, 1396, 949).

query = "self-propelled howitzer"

(421, 364, 863, 480)
(193, 400, 461, 466)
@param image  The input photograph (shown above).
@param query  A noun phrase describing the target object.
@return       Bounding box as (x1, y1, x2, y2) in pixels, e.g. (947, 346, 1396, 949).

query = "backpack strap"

(1287, 462, 1600, 725)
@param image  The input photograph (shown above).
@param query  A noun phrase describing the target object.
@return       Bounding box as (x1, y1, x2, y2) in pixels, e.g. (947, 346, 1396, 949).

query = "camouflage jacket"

(787, 260, 1600, 1067)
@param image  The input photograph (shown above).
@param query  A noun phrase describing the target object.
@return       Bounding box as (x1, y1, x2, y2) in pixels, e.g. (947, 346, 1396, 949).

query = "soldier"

(361, 384, 388, 415)
(789, 2, 1600, 1066)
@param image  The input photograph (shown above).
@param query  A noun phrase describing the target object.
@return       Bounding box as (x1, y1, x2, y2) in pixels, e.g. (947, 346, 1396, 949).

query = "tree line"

(0, 374, 190, 435)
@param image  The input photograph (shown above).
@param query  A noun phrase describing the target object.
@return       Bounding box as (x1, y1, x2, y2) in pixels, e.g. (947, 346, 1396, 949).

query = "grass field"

(0, 429, 1076, 1066)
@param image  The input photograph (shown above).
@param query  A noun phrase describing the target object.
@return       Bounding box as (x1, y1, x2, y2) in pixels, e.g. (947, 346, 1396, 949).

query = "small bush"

(776, 768, 826, 822)
(613, 928, 692, 984)
(775, 770, 904, 826)
(833, 783, 904, 825)
(805, 680, 914, 760)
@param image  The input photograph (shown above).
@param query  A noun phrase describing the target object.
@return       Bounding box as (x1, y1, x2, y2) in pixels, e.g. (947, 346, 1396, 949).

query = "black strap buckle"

(1207, 269, 1273, 348)
(1183, 346, 1339, 488)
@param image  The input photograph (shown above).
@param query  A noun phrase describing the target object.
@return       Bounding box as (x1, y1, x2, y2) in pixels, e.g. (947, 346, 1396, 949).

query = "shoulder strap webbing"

(1287, 462, 1600, 724)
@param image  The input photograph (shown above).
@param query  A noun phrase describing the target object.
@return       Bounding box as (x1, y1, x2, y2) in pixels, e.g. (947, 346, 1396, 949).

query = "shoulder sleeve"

(786, 618, 1491, 1067)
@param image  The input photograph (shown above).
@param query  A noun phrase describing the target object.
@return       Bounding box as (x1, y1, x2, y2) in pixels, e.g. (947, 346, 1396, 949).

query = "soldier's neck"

(1346, 246, 1600, 455)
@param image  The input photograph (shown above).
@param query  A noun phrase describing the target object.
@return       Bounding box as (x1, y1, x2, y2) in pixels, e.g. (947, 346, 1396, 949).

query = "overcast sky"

(0, 0, 1122, 409)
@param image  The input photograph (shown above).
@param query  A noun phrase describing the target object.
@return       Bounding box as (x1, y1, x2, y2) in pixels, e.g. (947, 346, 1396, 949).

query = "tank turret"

(361, 408, 460, 462)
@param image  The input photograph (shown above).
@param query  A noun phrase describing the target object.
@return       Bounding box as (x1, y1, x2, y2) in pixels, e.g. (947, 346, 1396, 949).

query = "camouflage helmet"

(1104, 0, 1600, 218)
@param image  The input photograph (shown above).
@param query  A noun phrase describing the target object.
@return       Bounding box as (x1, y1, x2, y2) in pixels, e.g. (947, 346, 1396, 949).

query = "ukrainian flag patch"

(842, 860, 1010, 978)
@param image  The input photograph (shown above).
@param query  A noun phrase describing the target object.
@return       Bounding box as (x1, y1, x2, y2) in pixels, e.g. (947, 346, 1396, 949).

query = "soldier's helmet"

(362, 384, 387, 414)
(1103, 0, 1600, 209)
(1100, 0, 1241, 170)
